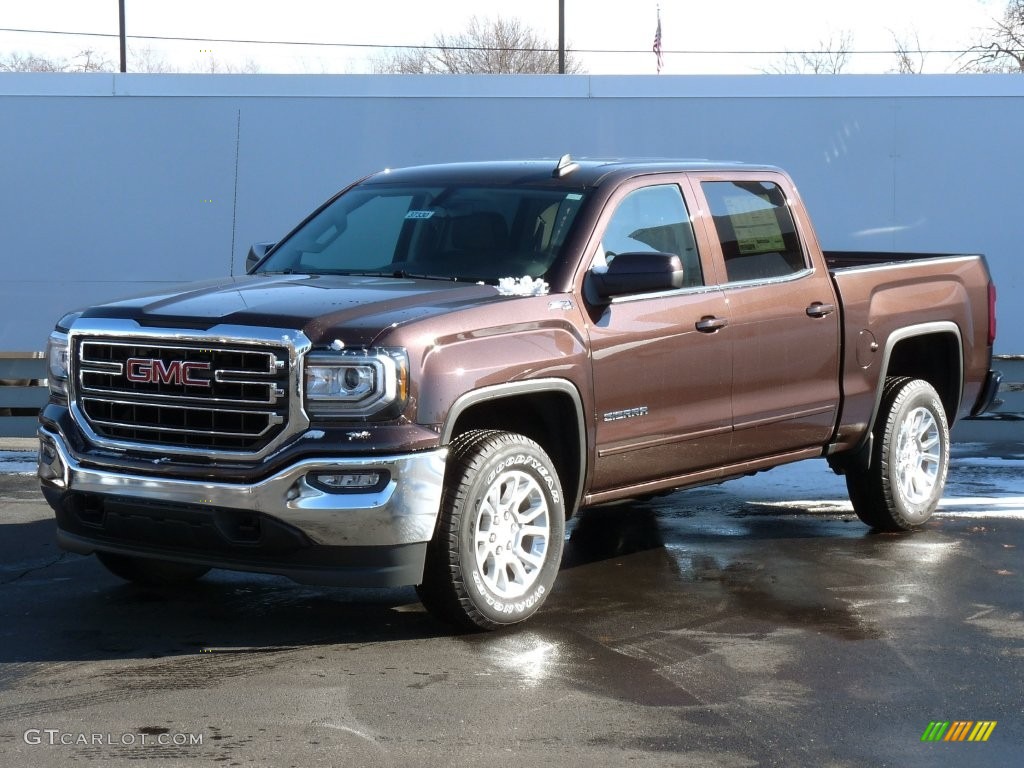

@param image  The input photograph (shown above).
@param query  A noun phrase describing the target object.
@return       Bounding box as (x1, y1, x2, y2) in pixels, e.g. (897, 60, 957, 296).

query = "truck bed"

(824, 251, 981, 271)
(825, 250, 993, 452)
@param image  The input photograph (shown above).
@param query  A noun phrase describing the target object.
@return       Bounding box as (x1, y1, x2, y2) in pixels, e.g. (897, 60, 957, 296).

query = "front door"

(587, 182, 733, 493)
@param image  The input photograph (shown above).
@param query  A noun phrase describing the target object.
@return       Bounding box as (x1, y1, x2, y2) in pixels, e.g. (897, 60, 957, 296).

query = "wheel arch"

(876, 322, 963, 425)
(831, 322, 962, 474)
(440, 379, 587, 516)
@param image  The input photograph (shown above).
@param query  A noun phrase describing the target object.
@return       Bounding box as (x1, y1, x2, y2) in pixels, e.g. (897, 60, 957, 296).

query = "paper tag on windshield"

(405, 210, 436, 220)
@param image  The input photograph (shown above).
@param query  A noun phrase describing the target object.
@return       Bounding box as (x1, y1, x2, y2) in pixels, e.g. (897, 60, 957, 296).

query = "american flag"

(653, 10, 664, 73)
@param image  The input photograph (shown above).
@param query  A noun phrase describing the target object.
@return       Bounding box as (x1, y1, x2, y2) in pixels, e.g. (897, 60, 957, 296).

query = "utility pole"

(558, 0, 565, 74)
(119, 0, 126, 72)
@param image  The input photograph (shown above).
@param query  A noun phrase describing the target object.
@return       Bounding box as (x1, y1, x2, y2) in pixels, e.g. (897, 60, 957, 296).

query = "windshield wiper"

(278, 268, 470, 282)
(394, 271, 467, 282)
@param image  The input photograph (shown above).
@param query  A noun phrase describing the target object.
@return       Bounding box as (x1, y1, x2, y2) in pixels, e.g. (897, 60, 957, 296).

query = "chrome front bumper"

(38, 427, 447, 549)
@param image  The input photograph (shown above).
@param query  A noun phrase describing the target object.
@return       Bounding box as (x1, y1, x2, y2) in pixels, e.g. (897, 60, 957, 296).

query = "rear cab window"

(700, 180, 808, 283)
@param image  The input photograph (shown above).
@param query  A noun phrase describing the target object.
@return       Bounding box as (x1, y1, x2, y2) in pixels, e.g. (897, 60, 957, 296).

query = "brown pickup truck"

(38, 158, 1000, 630)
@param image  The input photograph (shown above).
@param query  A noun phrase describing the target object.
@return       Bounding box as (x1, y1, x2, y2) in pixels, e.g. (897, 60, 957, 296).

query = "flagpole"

(558, 0, 565, 74)
(653, 5, 664, 74)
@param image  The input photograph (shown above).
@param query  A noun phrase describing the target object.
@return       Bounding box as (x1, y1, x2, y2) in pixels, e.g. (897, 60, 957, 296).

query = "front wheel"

(417, 430, 566, 631)
(846, 377, 950, 531)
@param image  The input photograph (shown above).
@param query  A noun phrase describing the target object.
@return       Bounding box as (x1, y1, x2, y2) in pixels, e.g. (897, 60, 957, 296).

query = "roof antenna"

(553, 153, 580, 178)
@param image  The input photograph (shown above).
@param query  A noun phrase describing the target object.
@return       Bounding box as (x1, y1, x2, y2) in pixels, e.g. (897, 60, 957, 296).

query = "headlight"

(46, 331, 70, 397)
(304, 347, 408, 418)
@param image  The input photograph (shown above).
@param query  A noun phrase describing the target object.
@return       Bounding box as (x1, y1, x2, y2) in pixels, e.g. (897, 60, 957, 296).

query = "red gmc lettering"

(125, 358, 211, 387)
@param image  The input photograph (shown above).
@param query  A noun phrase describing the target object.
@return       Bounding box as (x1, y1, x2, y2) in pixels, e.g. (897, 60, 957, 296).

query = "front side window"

(258, 184, 587, 283)
(701, 180, 807, 283)
(595, 184, 702, 288)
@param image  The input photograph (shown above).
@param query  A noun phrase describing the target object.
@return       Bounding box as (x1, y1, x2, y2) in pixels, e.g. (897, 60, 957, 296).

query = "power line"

(0, 26, 980, 57)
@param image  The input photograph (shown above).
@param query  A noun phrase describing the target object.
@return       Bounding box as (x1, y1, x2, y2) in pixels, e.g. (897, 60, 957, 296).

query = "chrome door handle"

(696, 316, 729, 333)
(806, 302, 836, 318)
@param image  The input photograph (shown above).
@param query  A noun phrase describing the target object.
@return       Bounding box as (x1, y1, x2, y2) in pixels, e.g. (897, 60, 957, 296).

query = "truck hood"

(79, 274, 510, 346)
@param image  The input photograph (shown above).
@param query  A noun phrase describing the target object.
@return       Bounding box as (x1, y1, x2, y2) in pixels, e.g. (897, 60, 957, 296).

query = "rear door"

(694, 172, 841, 460)
(585, 178, 733, 492)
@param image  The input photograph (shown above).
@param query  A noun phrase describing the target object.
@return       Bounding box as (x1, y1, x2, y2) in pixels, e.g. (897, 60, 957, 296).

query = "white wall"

(1, 73, 1021, 352)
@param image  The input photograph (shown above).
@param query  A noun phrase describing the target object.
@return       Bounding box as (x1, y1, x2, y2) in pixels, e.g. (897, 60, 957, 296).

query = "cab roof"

(361, 157, 782, 189)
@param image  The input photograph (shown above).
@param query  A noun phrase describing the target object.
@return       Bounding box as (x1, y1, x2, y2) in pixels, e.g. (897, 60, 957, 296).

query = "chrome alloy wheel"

(894, 405, 942, 505)
(473, 470, 551, 600)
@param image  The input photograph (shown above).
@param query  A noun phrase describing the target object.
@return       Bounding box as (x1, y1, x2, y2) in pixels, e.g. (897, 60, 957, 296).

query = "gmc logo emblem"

(125, 358, 211, 387)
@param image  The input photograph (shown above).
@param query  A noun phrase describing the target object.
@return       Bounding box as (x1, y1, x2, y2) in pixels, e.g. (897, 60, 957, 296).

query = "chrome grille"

(75, 339, 290, 451)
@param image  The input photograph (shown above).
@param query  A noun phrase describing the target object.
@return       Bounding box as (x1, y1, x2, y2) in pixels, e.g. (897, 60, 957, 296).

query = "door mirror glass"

(592, 252, 685, 298)
(246, 242, 275, 273)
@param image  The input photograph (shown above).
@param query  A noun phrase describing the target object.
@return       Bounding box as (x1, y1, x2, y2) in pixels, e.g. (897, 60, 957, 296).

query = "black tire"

(96, 552, 210, 586)
(417, 430, 566, 631)
(845, 377, 950, 531)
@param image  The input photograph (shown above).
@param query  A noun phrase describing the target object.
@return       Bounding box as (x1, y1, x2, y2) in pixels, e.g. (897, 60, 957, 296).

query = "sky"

(0, 0, 1010, 75)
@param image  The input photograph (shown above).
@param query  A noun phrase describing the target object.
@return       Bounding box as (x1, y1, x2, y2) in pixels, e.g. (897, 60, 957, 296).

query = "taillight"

(988, 282, 997, 347)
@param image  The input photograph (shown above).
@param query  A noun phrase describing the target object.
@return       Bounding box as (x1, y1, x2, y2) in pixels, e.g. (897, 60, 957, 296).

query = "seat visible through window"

(448, 212, 510, 252)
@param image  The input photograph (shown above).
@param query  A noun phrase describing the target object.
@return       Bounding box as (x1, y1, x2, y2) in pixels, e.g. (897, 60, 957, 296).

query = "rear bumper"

(970, 369, 1003, 417)
(38, 427, 447, 587)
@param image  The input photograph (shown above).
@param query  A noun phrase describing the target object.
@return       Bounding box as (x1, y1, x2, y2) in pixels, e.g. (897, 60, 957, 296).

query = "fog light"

(310, 471, 387, 492)
(38, 436, 65, 485)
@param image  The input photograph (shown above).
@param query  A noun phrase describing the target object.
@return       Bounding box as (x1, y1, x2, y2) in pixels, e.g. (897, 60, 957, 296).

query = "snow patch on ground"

(718, 457, 1024, 520)
(953, 457, 1024, 469)
(0, 452, 37, 474)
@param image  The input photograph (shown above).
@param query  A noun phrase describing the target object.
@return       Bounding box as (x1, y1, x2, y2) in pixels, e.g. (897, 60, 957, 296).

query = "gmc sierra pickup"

(38, 157, 1001, 630)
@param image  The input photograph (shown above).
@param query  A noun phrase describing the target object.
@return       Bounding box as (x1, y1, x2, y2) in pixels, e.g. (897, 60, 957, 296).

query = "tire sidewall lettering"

(471, 569, 547, 615)
(469, 443, 561, 621)
(484, 452, 561, 505)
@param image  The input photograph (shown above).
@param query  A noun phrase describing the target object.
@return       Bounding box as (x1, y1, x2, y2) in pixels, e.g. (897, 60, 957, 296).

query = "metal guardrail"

(0, 352, 1021, 438)
(0, 352, 48, 438)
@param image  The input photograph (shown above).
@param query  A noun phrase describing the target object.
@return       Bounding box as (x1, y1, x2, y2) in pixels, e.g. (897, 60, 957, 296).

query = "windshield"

(257, 184, 588, 283)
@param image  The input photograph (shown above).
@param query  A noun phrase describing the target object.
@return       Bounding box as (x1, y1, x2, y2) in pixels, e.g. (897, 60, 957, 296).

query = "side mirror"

(591, 252, 685, 299)
(245, 242, 275, 273)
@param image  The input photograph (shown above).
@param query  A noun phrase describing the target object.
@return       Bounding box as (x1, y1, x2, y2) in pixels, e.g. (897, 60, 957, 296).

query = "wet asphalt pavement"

(0, 450, 1021, 768)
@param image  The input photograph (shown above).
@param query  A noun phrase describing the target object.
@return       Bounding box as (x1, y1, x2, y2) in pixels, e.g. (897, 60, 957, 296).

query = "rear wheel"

(417, 430, 565, 631)
(846, 377, 950, 531)
(96, 552, 210, 585)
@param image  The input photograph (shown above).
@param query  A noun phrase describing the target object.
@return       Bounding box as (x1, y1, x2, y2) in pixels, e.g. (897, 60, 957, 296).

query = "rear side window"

(701, 181, 806, 283)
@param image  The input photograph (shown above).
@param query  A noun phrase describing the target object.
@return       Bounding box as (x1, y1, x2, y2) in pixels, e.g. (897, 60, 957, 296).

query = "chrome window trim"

(720, 266, 815, 289)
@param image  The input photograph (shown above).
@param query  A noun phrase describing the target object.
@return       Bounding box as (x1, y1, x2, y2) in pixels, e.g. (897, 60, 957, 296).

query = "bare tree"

(1, 47, 257, 74)
(0, 48, 111, 72)
(891, 31, 926, 74)
(72, 48, 114, 72)
(192, 55, 262, 74)
(129, 45, 173, 74)
(764, 32, 853, 74)
(0, 52, 66, 72)
(960, 0, 1024, 72)
(374, 15, 583, 74)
